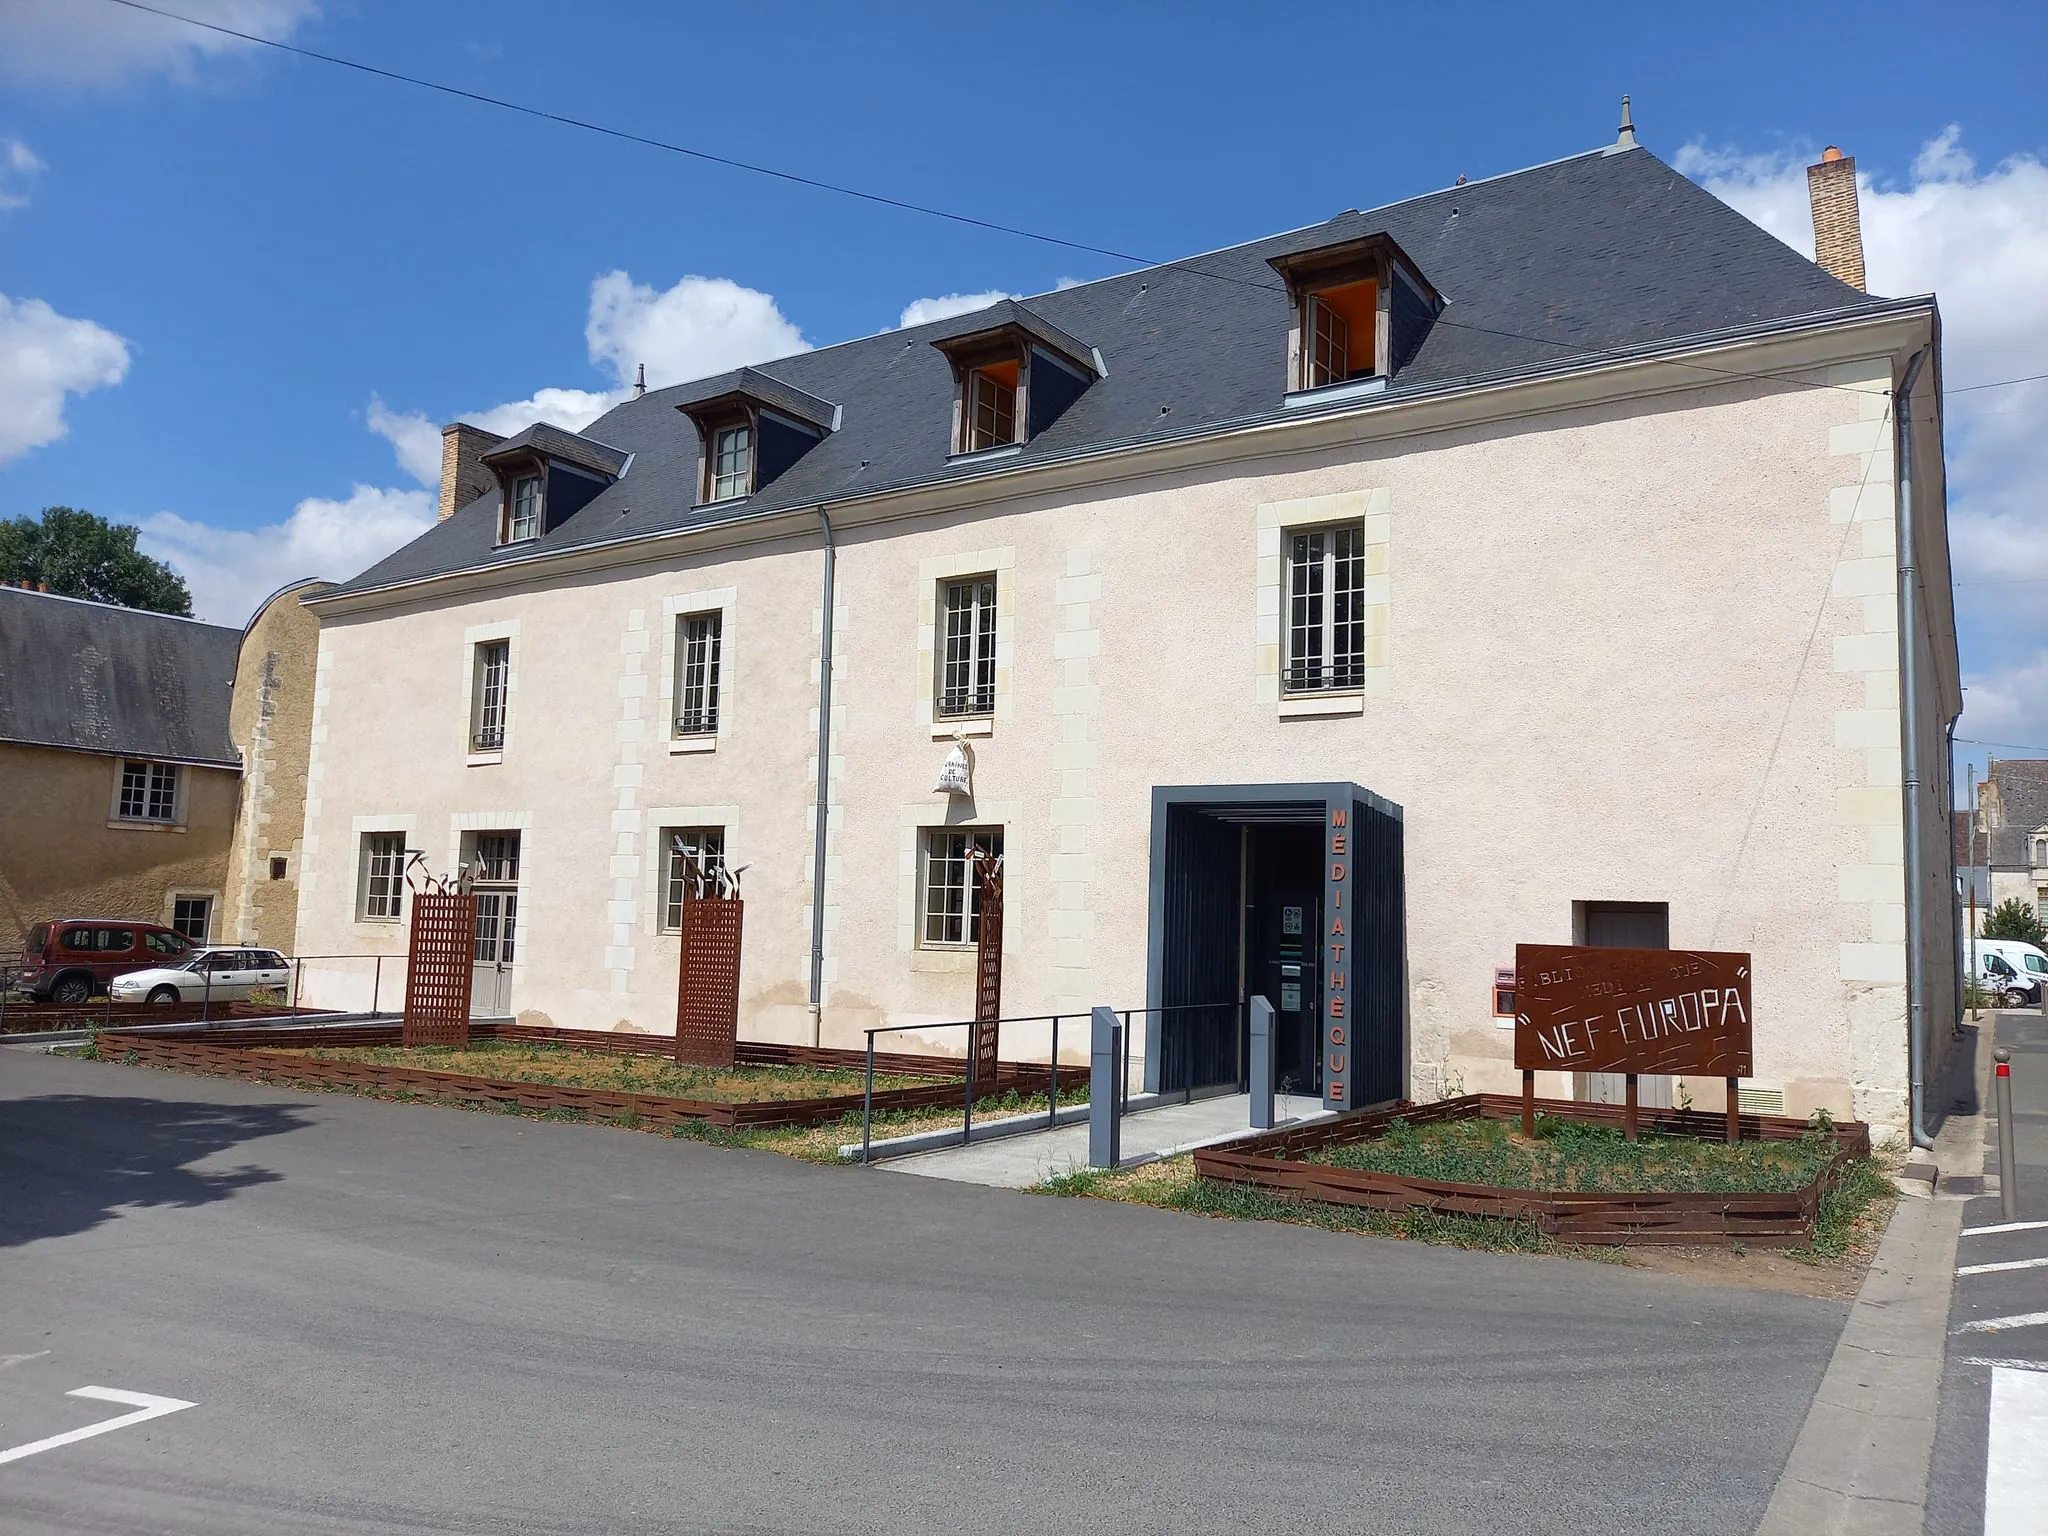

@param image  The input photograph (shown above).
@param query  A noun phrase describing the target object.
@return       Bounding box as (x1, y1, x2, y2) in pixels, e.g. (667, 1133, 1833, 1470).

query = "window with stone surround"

(937, 575, 998, 718)
(674, 612, 723, 737)
(659, 827, 727, 932)
(921, 827, 1002, 947)
(358, 832, 406, 921)
(116, 759, 179, 823)
(1283, 524, 1366, 692)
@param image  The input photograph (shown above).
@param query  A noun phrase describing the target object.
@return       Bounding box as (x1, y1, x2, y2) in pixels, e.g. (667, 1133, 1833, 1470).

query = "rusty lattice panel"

(403, 891, 476, 1047)
(972, 861, 1003, 1085)
(676, 896, 743, 1066)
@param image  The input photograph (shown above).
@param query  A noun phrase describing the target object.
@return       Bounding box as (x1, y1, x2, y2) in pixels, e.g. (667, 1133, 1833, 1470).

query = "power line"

(98, 0, 2048, 411)
(1958, 739, 2048, 755)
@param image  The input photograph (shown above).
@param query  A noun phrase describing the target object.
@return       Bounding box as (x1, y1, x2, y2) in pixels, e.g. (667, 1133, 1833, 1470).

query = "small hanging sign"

(934, 739, 973, 798)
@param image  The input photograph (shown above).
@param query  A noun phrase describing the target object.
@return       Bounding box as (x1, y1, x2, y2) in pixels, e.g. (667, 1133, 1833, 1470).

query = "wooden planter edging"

(2, 1001, 314, 1035)
(1189, 1094, 1871, 1247)
(94, 1021, 1089, 1132)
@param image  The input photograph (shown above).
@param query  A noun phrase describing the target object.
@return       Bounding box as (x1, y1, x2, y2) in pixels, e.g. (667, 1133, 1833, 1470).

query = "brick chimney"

(438, 422, 506, 521)
(1807, 146, 1867, 291)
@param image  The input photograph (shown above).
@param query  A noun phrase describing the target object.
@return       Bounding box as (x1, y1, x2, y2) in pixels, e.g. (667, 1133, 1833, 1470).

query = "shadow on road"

(0, 1094, 310, 1247)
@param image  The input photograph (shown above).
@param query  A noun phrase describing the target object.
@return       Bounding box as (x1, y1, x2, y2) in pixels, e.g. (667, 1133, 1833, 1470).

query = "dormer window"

(676, 368, 836, 509)
(929, 301, 1099, 458)
(1269, 233, 1441, 399)
(966, 362, 1019, 451)
(506, 474, 542, 542)
(710, 423, 753, 502)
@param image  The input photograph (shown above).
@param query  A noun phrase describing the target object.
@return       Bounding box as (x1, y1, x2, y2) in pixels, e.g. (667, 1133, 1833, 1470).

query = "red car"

(15, 919, 195, 1005)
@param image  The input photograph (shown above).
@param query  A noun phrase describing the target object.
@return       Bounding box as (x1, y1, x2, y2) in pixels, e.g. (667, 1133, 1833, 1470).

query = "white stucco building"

(295, 130, 1958, 1136)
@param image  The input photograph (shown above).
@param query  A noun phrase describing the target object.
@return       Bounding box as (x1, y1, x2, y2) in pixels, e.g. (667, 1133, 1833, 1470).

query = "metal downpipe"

(1894, 346, 1934, 1148)
(808, 508, 836, 1048)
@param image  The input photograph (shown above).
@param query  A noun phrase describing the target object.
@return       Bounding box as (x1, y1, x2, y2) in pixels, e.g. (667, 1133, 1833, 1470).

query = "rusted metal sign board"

(1514, 944, 1753, 1077)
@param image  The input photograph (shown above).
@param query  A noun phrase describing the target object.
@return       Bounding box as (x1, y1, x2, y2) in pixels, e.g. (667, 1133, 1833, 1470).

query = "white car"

(109, 947, 292, 1005)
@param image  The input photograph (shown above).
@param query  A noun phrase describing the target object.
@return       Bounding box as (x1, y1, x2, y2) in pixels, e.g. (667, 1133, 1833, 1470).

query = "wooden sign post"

(1513, 945, 1754, 1142)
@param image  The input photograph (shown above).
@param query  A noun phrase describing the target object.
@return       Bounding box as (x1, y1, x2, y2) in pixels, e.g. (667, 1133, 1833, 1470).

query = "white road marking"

(0, 1387, 195, 1468)
(0, 1352, 51, 1371)
(1987, 1366, 2048, 1536)
(1959, 1256, 2048, 1277)
(1961, 1357, 2048, 1372)
(1966, 1219, 2048, 1237)
(1957, 1312, 2048, 1334)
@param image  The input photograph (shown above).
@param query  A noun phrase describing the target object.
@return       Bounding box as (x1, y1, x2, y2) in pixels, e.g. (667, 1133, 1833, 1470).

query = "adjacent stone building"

(0, 581, 324, 956)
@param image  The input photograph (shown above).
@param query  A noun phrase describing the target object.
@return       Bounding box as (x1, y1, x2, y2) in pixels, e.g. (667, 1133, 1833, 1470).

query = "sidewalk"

(1756, 1023, 1984, 1536)
(881, 1090, 1328, 1188)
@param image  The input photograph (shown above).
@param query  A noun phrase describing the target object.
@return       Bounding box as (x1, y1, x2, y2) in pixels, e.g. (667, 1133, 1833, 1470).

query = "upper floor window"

(1269, 234, 1441, 397)
(505, 474, 542, 543)
(675, 612, 723, 736)
(710, 424, 753, 502)
(358, 831, 406, 920)
(1302, 281, 1377, 390)
(2034, 835, 2048, 866)
(117, 759, 178, 823)
(472, 639, 510, 752)
(937, 575, 998, 718)
(660, 826, 727, 931)
(964, 362, 1019, 452)
(1285, 525, 1365, 692)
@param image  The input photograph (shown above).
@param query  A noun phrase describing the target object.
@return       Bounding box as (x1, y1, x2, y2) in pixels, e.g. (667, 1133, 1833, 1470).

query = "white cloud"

(1679, 128, 2048, 761)
(0, 0, 318, 87)
(897, 290, 1016, 329)
(586, 272, 807, 389)
(0, 292, 130, 463)
(139, 484, 434, 624)
(462, 386, 616, 439)
(364, 395, 442, 487)
(0, 138, 45, 211)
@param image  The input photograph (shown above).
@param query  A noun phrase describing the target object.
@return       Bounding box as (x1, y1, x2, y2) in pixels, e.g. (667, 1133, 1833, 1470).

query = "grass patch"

(255, 1039, 944, 1102)
(1310, 1113, 1840, 1195)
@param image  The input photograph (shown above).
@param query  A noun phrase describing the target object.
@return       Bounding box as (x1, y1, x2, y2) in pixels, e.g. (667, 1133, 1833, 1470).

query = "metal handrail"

(859, 1012, 1076, 1164)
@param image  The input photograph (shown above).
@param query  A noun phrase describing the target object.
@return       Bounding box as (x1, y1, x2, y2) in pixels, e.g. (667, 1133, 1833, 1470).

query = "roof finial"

(1615, 94, 1637, 150)
(632, 362, 646, 398)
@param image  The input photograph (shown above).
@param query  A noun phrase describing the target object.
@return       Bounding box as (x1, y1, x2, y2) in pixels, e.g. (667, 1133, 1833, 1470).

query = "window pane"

(921, 829, 1002, 946)
(711, 425, 752, 501)
(473, 642, 509, 750)
(677, 612, 722, 734)
(1330, 524, 1365, 688)
(662, 827, 727, 930)
(938, 576, 997, 717)
(967, 370, 1016, 451)
(119, 760, 147, 819)
(1309, 298, 1349, 388)
(1287, 531, 1326, 690)
(508, 475, 541, 541)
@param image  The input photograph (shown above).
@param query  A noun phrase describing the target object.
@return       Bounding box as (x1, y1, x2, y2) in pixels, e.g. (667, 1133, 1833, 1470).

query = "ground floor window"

(921, 827, 1002, 947)
(467, 830, 521, 965)
(660, 827, 726, 931)
(359, 832, 407, 920)
(171, 896, 212, 944)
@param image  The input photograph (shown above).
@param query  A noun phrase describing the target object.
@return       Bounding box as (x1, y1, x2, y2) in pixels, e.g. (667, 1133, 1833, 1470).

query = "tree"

(0, 506, 191, 616)
(1981, 898, 2048, 948)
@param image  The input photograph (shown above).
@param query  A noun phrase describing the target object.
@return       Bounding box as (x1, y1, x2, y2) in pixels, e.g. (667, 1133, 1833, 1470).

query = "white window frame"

(709, 424, 753, 502)
(115, 759, 179, 824)
(920, 827, 1002, 948)
(1282, 522, 1367, 694)
(1306, 296, 1350, 389)
(471, 639, 511, 753)
(358, 831, 408, 921)
(936, 575, 998, 719)
(658, 827, 727, 932)
(965, 368, 1017, 452)
(505, 473, 542, 543)
(464, 830, 521, 966)
(674, 611, 723, 737)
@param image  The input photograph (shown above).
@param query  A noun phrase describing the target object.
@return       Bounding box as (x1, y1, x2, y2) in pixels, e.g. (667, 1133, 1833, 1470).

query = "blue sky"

(2, 1, 2045, 767)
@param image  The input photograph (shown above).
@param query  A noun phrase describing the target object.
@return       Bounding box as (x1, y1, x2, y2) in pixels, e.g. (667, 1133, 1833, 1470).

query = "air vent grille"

(1736, 1085, 1786, 1116)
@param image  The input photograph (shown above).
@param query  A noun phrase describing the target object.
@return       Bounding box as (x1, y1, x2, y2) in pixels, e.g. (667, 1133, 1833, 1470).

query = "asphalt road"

(1928, 1010, 2048, 1536)
(0, 1049, 1849, 1535)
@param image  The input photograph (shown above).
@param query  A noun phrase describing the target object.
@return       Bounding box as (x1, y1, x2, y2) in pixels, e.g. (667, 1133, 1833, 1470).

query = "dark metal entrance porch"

(1146, 783, 1407, 1112)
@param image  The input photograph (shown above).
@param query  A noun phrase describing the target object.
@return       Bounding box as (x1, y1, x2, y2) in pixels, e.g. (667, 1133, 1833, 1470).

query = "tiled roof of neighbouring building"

(0, 587, 241, 766)
(330, 142, 1905, 600)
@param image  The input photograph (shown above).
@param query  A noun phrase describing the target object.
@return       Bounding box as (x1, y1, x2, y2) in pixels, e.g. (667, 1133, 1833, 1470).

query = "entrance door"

(468, 831, 520, 1018)
(1249, 823, 1324, 1097)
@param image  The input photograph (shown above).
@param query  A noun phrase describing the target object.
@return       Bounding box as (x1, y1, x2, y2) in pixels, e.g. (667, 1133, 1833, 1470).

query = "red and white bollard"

(1995, 1047, 2018, 1222)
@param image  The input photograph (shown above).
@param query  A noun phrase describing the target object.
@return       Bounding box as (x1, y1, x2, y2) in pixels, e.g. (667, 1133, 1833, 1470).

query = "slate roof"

(0, 587, 241, 765)
(671, 366, 840, 432)
(1985, 760, 2048, 867)
(329, 143, 1901, 601)
(482, 421, 630, 478)
(923, 299, 1099, 372)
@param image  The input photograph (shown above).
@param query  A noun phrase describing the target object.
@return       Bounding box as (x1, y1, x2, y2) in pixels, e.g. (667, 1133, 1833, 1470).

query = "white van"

(1967, 938, 2048, 1005)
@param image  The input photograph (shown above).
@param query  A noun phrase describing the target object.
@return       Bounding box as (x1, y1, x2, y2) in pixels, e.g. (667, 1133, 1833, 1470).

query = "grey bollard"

(1089, 1006, 1122, 1169)
(1249, 995, 1276, 1131)
(1996, 1047, 2019, 1221)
